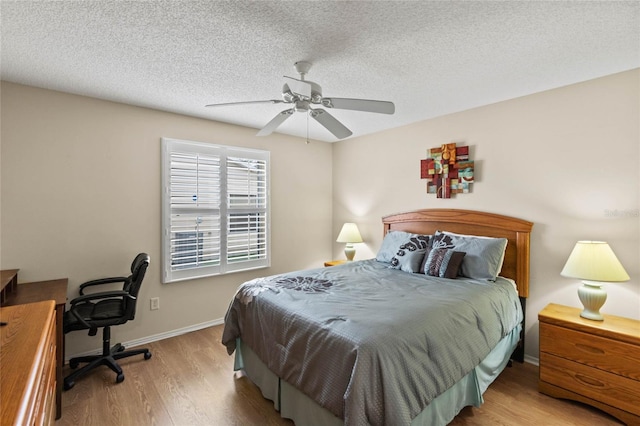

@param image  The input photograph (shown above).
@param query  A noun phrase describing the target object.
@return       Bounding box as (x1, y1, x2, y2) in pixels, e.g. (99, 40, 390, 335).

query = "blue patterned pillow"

(422, 248, 466, 278)
(391, 248, 428, 273)
(389, 235, 432, 273)
(432, 231, 508, 280)
(376, 231, 418, 263)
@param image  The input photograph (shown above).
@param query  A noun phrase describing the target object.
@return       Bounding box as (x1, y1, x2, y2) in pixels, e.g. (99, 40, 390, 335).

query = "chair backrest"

(123, 253, 150, 321)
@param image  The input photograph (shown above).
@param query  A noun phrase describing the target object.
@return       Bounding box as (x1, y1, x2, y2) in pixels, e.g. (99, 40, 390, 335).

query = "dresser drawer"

(1, 301, 56, 426)
(34, 315, 56, 425)
(540, 323, 640, 381)
(28, 307, 56, 426)
(540, 352, 640, 416)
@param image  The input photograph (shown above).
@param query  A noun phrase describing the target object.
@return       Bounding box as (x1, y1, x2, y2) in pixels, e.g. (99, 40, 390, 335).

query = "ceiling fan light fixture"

(294, 100, 310, 112)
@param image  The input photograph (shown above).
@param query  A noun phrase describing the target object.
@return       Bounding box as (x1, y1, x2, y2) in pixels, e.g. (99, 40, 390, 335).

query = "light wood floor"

(58, 325, 623, 425)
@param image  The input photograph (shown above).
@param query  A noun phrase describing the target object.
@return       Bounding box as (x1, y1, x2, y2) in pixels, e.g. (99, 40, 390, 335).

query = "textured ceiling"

(1, 1, 639, 142)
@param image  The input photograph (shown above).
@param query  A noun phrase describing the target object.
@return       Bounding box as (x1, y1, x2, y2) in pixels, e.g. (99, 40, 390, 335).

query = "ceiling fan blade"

(321, 98, 395, 114)
(283, 76, 312, 98)
(256, 108, 295, 136)
(206, 100, 284, 108)
(310, 108, 353, 139)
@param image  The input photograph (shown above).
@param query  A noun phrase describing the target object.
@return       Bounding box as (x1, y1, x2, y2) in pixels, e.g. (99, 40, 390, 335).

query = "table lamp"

(560, 241, 630, 321)
(336, 223, 363, 261)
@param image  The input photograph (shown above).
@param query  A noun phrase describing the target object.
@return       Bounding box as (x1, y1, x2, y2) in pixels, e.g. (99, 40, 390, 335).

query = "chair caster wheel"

(144, 352, 152, 360)
(116, 373, 125, 383)
(64, 380, 75, 390)
(69, 360, 79, 369)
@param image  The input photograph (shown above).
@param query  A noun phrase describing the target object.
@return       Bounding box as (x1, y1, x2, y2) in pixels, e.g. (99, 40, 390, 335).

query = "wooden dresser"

(539, 303, 640, 425)
(1, 300, 57, 426)
(1, 277, 68, 419)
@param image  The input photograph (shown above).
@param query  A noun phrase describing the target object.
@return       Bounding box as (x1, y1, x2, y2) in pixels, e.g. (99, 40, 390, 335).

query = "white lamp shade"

(336, 223, 363, 243)
(560, 241, 630, 282)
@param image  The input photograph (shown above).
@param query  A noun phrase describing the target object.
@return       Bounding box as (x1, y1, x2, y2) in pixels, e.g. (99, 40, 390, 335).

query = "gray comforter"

(222, 259, 523, 426)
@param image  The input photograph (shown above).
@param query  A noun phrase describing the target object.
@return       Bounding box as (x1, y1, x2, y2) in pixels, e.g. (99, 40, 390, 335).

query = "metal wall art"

(420, 143, 474, 198)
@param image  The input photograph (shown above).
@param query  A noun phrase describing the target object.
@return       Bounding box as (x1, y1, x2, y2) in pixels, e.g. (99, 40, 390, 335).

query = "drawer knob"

(575, 343, 605, 355)
(575, 373, 605, 388)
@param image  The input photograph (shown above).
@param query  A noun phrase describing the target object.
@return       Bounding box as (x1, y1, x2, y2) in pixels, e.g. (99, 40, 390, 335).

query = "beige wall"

(0, 82, 333, 355)
(332, 69, 640, 361)
(2, 70, 639, 362)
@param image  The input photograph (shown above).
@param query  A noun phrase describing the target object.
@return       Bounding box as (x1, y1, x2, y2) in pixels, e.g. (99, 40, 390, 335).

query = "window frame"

(161, 137, 270, 283)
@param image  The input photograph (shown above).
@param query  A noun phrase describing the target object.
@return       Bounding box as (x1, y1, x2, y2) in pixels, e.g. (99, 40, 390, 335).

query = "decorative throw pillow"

(422, 248, 466, 278)
(376, 231, 418, 263)
(391, 247, 428, 273)
(389, 234, 432, 273)
(432, 231, 508, 280)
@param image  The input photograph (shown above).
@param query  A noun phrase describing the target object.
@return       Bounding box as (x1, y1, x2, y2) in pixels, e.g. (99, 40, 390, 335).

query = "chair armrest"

(79, 277, 129, 295)
(69, 290, 135, 306)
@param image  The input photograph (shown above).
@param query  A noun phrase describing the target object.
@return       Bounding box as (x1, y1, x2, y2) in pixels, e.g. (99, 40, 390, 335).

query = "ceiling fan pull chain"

(306, 111, 310, 144)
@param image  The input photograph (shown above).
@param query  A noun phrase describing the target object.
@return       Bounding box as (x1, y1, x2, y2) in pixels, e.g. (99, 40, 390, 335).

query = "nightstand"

(538, 303, 640, 425)
(324, 260, 347, 267)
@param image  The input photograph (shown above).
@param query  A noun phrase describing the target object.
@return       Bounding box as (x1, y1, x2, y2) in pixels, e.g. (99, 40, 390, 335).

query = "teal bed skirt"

(233, 323, 521, 426)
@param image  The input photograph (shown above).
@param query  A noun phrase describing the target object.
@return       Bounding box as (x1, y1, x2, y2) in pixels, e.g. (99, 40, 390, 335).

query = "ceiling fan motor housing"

(282, 81, 322, 102)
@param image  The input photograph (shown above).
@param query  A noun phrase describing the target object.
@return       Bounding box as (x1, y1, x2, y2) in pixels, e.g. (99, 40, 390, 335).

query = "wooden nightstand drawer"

(538, 303, 640, 425)
(540, 352, 640, 416)
(540, 323, 640, 381)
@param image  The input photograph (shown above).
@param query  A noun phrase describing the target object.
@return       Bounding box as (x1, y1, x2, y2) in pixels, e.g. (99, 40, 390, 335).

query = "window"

(162, 138, 269, 283)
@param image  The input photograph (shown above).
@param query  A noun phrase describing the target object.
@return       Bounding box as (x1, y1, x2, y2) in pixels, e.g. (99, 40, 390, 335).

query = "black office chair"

(63, 253, 152, 390)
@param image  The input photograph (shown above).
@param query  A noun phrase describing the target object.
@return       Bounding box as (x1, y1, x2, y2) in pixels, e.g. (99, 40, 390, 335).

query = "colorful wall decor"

(420, 143, 474, 198)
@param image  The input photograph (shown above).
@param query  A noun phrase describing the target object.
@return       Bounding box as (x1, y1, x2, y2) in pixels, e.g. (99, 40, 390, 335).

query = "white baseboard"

(65, 317, 225, 362)
(523, 354, 539, 366)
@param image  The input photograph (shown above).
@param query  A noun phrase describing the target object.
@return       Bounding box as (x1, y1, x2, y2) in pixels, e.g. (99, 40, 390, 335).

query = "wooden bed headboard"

(382, 209, 533, 298)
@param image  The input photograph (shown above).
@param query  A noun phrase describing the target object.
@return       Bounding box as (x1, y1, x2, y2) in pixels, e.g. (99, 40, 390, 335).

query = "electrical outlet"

(150, 297, 160, 311)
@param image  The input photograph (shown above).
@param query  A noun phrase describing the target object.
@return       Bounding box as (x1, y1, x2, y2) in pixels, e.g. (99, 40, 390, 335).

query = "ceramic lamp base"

(344, 244, 355, 261)
(578, 281, 607, 321)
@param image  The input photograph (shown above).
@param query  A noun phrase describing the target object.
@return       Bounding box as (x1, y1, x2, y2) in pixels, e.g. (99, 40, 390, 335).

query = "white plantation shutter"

(162, 138, 269, 283)
(226, 156, 268, 271)
(169, 152, 221, 272)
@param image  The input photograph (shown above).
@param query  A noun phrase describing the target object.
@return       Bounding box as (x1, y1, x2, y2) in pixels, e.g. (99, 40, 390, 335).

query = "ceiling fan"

(206, 61, 395, 140)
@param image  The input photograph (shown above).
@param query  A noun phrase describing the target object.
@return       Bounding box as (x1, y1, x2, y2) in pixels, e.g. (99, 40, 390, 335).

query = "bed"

(222, 209, 533, 425)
